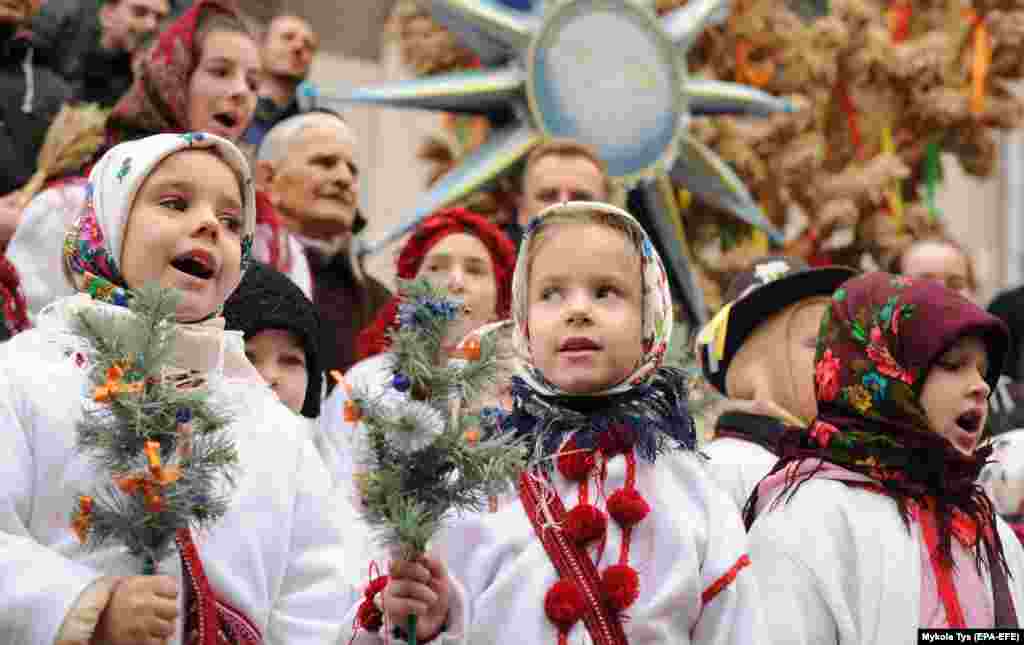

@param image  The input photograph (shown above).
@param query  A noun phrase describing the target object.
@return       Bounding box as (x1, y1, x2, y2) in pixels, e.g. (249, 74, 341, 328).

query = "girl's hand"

(95, 575, 179, 645)
(382, 555, 451, 641)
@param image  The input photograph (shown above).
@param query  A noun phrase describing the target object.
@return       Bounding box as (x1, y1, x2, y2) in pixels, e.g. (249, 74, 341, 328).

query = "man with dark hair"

(242, 13, 318, 149)
(509, 137, 614, 247)
(30, 0, 169, 106)
(0, 0, 71, 199)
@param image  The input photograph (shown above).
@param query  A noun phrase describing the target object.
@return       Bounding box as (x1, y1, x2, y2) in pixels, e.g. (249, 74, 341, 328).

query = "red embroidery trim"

(701, 555, 751, 606)
(519, 472, 629, 645)
(914, 504, 968, 628)
(177, 529, 264, 645)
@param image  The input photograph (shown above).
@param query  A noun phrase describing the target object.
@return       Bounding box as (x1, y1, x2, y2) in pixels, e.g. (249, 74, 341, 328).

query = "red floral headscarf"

(356, 208, 516, 361)
(748, 272, 1011, 573)
(107, 0, 244, 142)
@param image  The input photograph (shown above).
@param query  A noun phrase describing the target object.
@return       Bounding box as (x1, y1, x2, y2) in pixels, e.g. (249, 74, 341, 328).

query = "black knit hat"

(696, 256, 857, 396)
(223, 262, 322, 418)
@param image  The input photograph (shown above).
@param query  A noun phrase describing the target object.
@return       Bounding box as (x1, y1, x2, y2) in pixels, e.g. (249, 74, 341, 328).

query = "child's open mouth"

(955, 409, 983, 435)
(171, 251, 216, 280)
(213, 112, 238, 129)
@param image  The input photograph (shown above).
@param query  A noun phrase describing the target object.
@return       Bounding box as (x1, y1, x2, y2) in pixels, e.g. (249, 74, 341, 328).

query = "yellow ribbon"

(881, 125, 903, 230)
(696, 302, 734, 363)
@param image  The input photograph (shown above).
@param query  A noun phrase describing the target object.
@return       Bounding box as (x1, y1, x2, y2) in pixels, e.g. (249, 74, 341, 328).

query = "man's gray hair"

(256, 112, 354, 165)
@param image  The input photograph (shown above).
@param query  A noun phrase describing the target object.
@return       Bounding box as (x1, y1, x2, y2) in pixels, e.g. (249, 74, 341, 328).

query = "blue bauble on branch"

(393, 373, 412, 393)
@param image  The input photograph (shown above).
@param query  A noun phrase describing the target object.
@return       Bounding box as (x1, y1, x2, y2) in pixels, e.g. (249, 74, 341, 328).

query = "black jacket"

(0, 26, 71, 195)
(28, 0, 133, 107)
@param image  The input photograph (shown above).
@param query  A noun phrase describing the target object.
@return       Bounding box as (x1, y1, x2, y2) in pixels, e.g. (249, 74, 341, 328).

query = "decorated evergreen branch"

(69, 284, 239, 574)
(347, 279, 525, 643)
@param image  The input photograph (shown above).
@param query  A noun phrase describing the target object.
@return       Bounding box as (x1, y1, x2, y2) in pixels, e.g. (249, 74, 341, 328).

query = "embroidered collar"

(500, 367, 696, 474)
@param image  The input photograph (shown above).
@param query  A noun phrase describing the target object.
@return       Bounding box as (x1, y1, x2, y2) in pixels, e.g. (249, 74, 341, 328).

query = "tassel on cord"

(881, 125, 904, 230)
(21, 45, 34, 113)
(925, 140, 942, 222)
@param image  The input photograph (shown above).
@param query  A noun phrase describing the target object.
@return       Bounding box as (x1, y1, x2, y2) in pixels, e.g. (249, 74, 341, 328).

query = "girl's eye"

(596, 285, 617, 299)
(540, 287, 560, 301)
(219, 215, 242, 233)
(938, 358, 964, 371)
(283, 354, 305, 367)
(159, 196, 187, 211)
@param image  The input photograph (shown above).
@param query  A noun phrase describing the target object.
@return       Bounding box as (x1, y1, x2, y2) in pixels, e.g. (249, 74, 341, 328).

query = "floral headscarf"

(748, 272, 1010, 571)
(812, 272, 1006, 448)
(511, 201, 672, 397)
(63, 132, 256, 309)
(107, 0, 244, 142)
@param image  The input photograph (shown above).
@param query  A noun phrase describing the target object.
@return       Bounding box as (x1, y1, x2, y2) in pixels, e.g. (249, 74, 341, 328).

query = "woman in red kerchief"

(317, 207, 515, 488)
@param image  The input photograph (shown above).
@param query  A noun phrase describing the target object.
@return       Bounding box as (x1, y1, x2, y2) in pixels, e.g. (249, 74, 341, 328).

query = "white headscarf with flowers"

(63, 132, 256, 309)
(511, 201, 673, 397)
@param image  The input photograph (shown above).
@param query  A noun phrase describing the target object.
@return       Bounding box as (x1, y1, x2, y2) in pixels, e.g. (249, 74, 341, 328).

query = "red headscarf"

(0, 255, 29, 339)
(106, 0, 243, 143)
(356, 208, 516, 361)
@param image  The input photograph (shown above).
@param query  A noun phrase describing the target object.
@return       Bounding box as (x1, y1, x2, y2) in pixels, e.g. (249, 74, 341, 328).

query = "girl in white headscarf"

(0, 133, 361, 645)
(346, 202, 761, 645)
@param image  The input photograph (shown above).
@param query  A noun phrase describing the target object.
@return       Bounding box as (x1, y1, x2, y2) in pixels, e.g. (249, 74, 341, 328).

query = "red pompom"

(545, 579, 587, 628)
(364, 574, 389, 598)
(557, 437, 595, 481)
(606, 488, 650, 527)
(601, 564, 640, 611)
(357, 598, 384, 632)
(597, 424, 636, 457)
(562, 503, 607, 545)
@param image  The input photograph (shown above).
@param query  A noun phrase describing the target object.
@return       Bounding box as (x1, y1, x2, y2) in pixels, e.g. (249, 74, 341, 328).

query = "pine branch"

(69, 284, 239, 570)
(352, 279, 526, 558)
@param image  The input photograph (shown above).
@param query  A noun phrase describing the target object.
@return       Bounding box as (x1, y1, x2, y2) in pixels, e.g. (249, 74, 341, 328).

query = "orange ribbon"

(93, 364, 143, 402)
(332, 370, 363, 423)
(114, 441, 181, 513)
(71, 495, 93, 543)
(735, 40, 774, 88)
(836, 80, 865, 159)
(964, 9, 992, 117)
(887, 1, 912, 43)
(458, 337, 482, 361)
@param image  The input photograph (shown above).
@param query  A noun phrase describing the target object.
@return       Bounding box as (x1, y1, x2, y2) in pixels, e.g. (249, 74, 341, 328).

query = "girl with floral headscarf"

(8, 0, 308, 321)
(746, 272, 1024, 643)
(0, 133, 362, 644)
(345, 202, 761, 645)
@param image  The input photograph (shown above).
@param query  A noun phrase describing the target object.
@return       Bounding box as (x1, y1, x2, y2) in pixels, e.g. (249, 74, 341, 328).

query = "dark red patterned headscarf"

(356, 208, 516, 361)
(106, 0, 243, 143)
(747, 272, 1010, 572)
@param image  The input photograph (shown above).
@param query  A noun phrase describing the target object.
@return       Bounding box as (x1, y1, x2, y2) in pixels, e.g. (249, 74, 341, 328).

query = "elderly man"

(256, 110, 391, 377)
(30, 0, 169, 106)
(508, 137, 614, 247)
(243, 13, 319, 150)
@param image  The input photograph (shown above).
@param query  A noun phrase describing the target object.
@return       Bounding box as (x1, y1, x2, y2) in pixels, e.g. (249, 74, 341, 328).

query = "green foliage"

(70, 284, 239, 571)
(350, 279, 526, 557)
